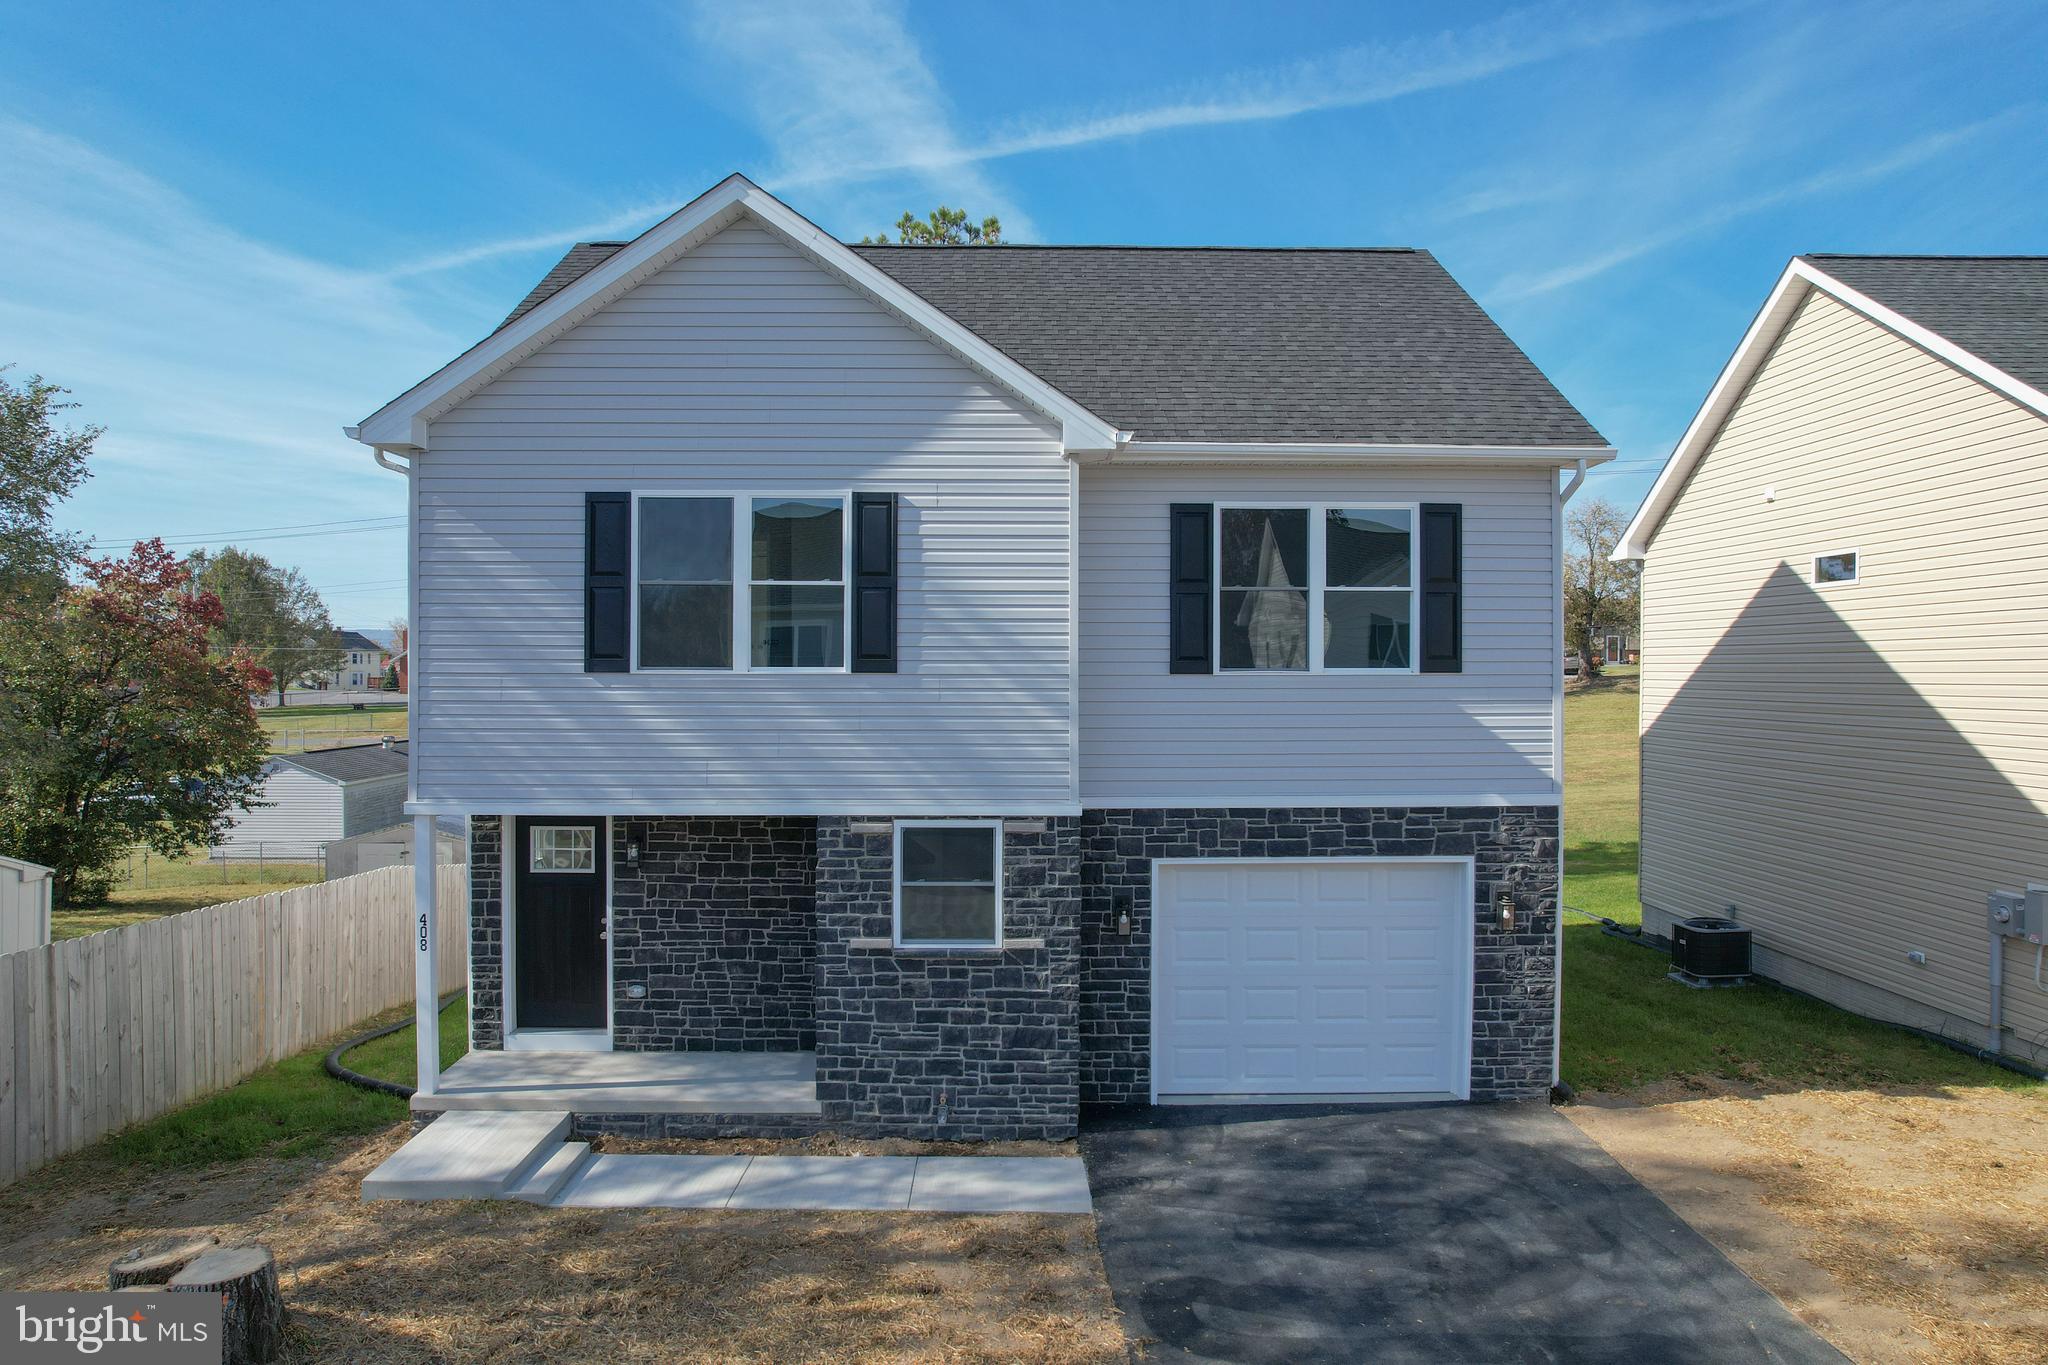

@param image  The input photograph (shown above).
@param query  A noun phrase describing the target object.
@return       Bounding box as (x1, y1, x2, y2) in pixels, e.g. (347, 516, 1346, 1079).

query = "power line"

(95, 521, 405, 550)
(91, 513, 407, 545)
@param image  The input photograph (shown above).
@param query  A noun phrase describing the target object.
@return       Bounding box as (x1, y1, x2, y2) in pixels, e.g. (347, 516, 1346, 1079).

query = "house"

(1617, 255, 2048, 1063)
(322, 629, 393, 691)
(346, 174, 1612, 1141)
(212, 740, 410, 862)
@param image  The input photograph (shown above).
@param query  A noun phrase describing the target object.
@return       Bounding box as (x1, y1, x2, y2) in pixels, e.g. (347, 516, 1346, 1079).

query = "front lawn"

(53, 850, 325, 940)
(1560, 673, 2038, 1095)
(258, 701, 407, 753)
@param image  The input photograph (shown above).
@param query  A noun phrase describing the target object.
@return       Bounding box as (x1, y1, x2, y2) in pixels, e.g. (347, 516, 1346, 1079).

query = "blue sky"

(3, 0, 2042, 627)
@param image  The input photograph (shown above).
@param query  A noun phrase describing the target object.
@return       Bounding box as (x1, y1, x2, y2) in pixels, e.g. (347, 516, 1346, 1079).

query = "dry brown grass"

(1569, 1079, 2048, 1365)
(0, 1125, 1125, 1364)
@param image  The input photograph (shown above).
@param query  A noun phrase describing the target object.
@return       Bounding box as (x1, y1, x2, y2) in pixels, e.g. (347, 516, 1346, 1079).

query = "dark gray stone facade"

(1078, 806, 1560, 1104)
(462, 804, 1556, 1135)
(609, 817, 816, 1051)
(468, 816, 504, 1050)
(812, 817, 1081, 1140)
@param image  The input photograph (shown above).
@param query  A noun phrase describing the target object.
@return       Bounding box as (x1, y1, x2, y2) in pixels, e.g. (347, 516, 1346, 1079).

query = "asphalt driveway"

(1080, 1102, 1844, 1364)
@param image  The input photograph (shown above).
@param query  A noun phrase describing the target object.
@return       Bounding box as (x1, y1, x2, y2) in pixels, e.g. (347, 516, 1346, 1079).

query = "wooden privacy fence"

(0, 862, 467, 1187)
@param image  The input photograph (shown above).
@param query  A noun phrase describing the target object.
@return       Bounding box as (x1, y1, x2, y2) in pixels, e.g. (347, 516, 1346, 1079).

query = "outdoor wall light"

(1495, 890, 1517, 933)
(1113, 890, 1134, 937)
(625, 836, 641, 869)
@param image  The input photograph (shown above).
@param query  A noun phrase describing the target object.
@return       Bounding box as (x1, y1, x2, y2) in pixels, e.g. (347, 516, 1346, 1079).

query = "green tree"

(185, 547, 341, 706)
(860, 206, 1003, 246)
(1, 368, 97, 606)
(1564, 497, 1640, 680)
(381, 661, 399, 691)
(0, 539, 272, 905)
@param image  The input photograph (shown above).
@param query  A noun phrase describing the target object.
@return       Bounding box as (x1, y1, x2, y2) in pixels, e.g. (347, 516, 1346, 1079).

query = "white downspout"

(1551, 458, 1584, 1091)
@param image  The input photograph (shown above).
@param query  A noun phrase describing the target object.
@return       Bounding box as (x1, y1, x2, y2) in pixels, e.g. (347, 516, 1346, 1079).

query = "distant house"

(1618, 254, 2048, 1061)
(319, 630, 393, 691)
(212, 740, 410, 860)
(325, 817, 465, 879)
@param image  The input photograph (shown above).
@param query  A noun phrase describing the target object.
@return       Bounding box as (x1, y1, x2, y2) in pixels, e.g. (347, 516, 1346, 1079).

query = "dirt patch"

(593, 1134, 1078, 1159)
(0, 1127, 1124, 1363)
(1568, 1079, 2048, 1365)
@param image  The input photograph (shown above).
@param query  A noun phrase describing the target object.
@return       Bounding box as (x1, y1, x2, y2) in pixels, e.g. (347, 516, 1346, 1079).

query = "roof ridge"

(848, 243, 1421, 253)
(1803, 252, 2048, 262)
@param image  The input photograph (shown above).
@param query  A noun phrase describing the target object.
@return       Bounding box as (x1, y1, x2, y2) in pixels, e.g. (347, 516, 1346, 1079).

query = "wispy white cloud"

(1489, 106, 2035, 301)
(771, 1, 1735, 190)
(0, 117, 455, 611)
(379, 198, 687, 279)
(684, 0, 1038, 239)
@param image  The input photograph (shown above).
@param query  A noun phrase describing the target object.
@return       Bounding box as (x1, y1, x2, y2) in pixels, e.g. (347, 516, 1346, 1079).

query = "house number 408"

(418, 911, 430, 953)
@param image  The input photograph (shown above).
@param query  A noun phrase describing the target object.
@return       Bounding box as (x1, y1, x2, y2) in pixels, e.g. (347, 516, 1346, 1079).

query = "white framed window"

(1215, 504, 1416, 672)
(893, 820, 1002, 948)
(530, 824, 596, 873)
(636, 495, 735, 669)
(631, 492, 849, 672)
(750, 496, 847, 669)
(1813, 549, 1859, 586)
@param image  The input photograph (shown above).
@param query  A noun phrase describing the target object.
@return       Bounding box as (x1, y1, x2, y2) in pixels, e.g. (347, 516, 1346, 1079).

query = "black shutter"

(585, 491, 630, 673)
(851, 492, 898, 673)
(1169, 503, 1214, 674)
(1419, 502, 1463, 674)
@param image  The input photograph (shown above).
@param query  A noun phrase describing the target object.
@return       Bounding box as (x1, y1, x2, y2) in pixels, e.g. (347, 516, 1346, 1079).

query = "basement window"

(1813, 550, 1859, 585)
(894, 821, 1002, 948)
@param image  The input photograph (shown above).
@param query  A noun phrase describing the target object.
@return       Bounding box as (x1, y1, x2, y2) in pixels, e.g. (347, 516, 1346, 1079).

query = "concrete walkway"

(556, 1153, 1092, 1213)
(364, 1113, 1091, 1214)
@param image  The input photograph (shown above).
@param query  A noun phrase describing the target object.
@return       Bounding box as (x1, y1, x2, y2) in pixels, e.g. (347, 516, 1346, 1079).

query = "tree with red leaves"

(0, 538, 273, 905)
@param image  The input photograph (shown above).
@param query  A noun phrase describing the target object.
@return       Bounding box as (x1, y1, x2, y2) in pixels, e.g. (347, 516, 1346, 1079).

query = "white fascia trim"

(1615, 256, 2048, 561)
(1097, 440, 1616, 467)
(404, 799, 1087, 818)
(1081, 792, 1562, 809)
(348, 174, 1122, 454)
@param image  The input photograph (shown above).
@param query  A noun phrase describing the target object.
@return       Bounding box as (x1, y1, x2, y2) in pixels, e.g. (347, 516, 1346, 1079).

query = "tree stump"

(168, 1245, 283, 1365)
(109, 1234, 219, 1290)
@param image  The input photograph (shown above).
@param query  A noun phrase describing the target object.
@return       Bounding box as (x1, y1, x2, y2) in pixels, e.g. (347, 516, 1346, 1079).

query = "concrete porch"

(413, 1050, 823, 1117)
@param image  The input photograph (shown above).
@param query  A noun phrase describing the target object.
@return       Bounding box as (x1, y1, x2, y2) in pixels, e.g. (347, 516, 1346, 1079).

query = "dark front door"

(513, 817, 607, 1031)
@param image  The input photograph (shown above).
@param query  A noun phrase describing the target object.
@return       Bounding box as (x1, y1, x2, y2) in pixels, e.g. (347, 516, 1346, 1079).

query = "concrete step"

(509, 1142, 594, 1204)
(363, 1111, 571, 1201)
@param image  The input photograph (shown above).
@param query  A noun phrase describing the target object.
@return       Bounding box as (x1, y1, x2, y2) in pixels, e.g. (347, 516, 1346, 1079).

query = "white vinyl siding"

(212, 764, 344, 858)
(1079, 464, 1559, 805)
(1639, 287, 2048, 1049)
(413, 220, 1072, 812)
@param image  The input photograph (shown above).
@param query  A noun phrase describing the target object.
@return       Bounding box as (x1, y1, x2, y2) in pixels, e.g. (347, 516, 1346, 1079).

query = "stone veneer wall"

(609, 817, 817, 1051)
(1078, 806, 1560, 1104)
(468, 816, 504, 1050)
(813, 816, 1081, 1140)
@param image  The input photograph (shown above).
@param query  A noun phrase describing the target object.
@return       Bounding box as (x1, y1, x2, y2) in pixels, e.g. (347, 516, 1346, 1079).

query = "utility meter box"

(1988, 885, 2046, 945)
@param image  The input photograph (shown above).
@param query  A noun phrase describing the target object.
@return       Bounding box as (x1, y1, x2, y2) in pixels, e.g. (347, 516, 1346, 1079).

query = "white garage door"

(1154, 859, 1470, 1100)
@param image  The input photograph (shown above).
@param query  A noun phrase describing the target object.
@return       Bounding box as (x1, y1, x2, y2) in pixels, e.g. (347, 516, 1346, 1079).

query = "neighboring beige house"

(1617, 255, 2048, 1067)
(320, 630, 393, 691)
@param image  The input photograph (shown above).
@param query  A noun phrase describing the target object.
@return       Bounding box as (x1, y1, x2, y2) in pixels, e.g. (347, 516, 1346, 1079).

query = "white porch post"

(413, 813, 440, 1096)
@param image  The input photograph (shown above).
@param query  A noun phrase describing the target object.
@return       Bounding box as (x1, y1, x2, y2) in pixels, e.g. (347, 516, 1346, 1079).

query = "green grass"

(90, 997, 467, 1170)
(53, 853, 325, 940)
(1561, 673, 2040, 1095)
(258, 701, 407, 753)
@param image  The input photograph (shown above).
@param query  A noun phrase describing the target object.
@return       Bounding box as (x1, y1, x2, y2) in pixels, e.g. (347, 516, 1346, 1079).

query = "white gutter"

(1089, 440, 1617, 467)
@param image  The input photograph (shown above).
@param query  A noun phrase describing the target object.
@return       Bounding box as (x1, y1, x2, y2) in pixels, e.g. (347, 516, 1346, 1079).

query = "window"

(530, 825, 596, 872)
(631, 493, 848, 671)
(751, 497, 845, 668)
(637, 496, 734, 668)
(1218, 504, 1414, 672)
(894, 821, 1001, 947)
(1814, 550, 1858, 585)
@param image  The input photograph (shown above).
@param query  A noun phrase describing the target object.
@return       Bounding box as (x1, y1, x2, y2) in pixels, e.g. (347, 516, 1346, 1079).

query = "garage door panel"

(1155, 860, 1468, 1099)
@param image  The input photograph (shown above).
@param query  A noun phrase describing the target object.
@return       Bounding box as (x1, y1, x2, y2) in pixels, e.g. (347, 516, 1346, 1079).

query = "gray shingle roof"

(336, 630, 386, 653)
(501, 242, 630, 329)
(1802, 255, 2048, 395)
(278, 741, 408, 784)
(500, 239, 1605, 447)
